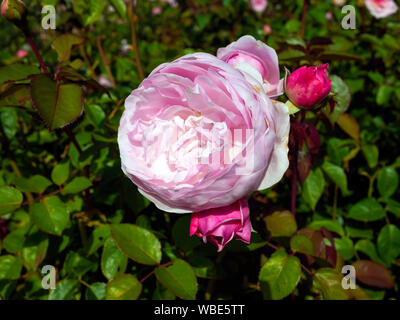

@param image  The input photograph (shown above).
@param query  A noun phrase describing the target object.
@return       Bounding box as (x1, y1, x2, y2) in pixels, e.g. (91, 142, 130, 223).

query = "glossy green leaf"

(290, 234, 314, 255)
(22, 232, 49, 270)
(313, 268, 349, 300)
(348, 198, 385, 222)
(61, 177, 92, 195)
(0, 109, 18, 139)
(385, 199, 400, 218)
(30, 196, 69, 235)
(101, 238, 128, 280)
(86, 282, 106, 300)
(111, 224, 162, 265)
(62, 251, 95, 278)
(362, 145, 379, 169)
(3, 229, 26, 253)
(334, 237, 354, 260)
(110, 0, 126, 18)
(265, 210, 297, 237)
(51, 162, 70, 186)
(155, 259, 198, 300)
(0, 255, 23, 280)
(31, 74, 84, 130)
(51, 34, 84, 62)
(377, 167, 398, 199)
(259, 248, 301, 300)
(0, 64, 40, 84)
(322, 161, 350, 196)
(14, 175, 52, 194)
(106, 274, 142, 300)
(86, 104, 106, 127)
(308, 220, 345, 237)
(323, 75, 350, 124)
(377, 224, 400, 265)
(302, 168, 325, 211)
(49, 279, 80, 300)
(0, 186, 23, 216)
(355, 239, 385, 265)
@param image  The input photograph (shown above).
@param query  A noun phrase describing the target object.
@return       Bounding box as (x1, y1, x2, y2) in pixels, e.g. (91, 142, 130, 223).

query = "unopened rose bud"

(1, 0, 28, 30)
(285, 64, 332, 109)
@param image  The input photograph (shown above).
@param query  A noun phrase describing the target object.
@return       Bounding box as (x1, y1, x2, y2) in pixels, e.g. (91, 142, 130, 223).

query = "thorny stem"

(24, 33, 49, 74)
(332, 185, 338, 220)
(96, 36, 116, 88)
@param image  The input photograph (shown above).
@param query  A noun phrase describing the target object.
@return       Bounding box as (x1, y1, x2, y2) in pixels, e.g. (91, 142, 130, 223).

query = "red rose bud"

(1, 0, 28, 30)
(285, 64, 332, 109)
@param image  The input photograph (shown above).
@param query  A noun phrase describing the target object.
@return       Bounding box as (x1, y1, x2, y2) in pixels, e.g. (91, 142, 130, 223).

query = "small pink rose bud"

(1, 0, 28, 30)
(152, 6, 162, 15)
(190, 198, 251, 252)
(326, 11, 333, 20)
(285, 64, 332, 109)
(251, 0, 268, 13)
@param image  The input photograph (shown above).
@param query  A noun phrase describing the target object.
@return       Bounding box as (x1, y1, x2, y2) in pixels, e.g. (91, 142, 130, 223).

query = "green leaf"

(259, 248, 301, 300)
(51, 162, 70, 186)
(85, 0, 106, 25)
(377, 224, 400, 265)
(155, 259, 198, 300)
(0, 108, 18, 139)
(385, 199, 400, 218)
(49, 279, 80, 300)
(106, 274, 142, 300)
(308, 220, 345, 237)
(111, 224, 162, 265)
(14, 175, 52, 194)
(3, 229, 26, 253)
(86, 104, 106, 127)
(172, 215, 201, 252)
(313, 268, 350, 300)
(31, 74, 84, 130)
(86, 225, 111, 256)
(0, 255, 23, 280)
(110, 0, 126, 18)
(21, 232, 49, 270)
(355, 240, 385, 265)
(323, 75, 351, 124)
(264, 210, 297, 237)
(0, 186, 23, 216)
(0, 64, 41, 84)
(348, 198, 385, 222)
(302, 168, 325, 211)
(345, 226, 374, 240)
(362, 145, 379, 169)
(377, 167, 398, 199)
(51, 34, 84, 62)
(30, 196, 69, 235)
(86, 282, 106, 300)
(334, 237, 354, 260)
(101, 238, 128, 280)
(290, 234, 314, 255)
(61, 177, 92, 195)
(322, 161, 350, 196)
(62, 251, 95, 278)
(376, 85, 393, 106)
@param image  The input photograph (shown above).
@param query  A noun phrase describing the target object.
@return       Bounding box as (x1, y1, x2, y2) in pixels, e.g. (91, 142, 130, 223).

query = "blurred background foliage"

(0, 0, 399, 300)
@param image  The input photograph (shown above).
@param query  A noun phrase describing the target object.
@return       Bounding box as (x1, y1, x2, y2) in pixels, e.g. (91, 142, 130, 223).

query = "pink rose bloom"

(190, 198, 251, 251)
(251, 0, 268, 13)
(17, 49, 28, 58)
(325, 11, 333, 20)
(217, 35, 282, 98)
(118, 36, 289, 250)
(365, 0, 398, 18)
(285, 64, 332, 109)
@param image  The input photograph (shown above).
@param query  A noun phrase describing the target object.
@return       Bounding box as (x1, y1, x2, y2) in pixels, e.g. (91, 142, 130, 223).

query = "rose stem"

(300, 0, 310, 39)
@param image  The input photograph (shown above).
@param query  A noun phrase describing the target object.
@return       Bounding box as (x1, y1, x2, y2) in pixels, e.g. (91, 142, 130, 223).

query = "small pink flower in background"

(16, 49, 28, 58)
(190, 198, 251, 251)
(251, 0, 268, 13)
(365, 0, 398, 18)
(285, 64, 332, 109)
(152, 6, 162, 15)
(263, 24, 272, 35)
(97, 75, 114, 88)
(325, 11, 333, 20)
